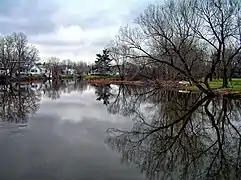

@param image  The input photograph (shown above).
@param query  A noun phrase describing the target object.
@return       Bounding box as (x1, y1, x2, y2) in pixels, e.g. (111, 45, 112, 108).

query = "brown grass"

(86, 78, 146, 86)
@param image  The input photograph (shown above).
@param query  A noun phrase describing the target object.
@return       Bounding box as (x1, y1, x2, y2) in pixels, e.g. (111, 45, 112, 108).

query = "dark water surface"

(0, 80, 241, 180)
(0, 81, 144, 180)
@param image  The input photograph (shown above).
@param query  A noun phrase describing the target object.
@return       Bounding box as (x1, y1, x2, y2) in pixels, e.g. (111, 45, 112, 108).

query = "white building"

(28, 65, 42, 75)
(63, 68, 76, 75)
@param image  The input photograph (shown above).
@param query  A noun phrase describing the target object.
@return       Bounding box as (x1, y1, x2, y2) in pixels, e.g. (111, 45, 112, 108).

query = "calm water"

(0, 80, 240, 180)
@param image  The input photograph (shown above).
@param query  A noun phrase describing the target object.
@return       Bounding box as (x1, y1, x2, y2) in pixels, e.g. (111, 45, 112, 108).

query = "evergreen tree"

(95, 49, 111, 74)
(94, 84, 112, 105)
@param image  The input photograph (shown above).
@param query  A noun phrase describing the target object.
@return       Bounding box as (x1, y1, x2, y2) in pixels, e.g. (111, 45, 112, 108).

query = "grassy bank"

(82, 74, 119, 80)
(61, 74, 241, 94)
(82, 74, 147, 86)
(185, 79, 241, 93)
(87, 79, 145, 86)
(209, 79, 241, 91)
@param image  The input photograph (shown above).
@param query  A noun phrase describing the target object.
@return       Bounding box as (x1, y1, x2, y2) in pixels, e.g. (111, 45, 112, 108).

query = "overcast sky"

(0, 0, 161, 63)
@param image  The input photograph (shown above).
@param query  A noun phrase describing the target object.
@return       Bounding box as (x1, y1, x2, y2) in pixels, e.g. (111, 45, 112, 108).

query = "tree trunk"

(121, 64, 125, 81)
(222, 67, 228, 88)
(209, 74, 213, 81)
(117, 65, 122, 80)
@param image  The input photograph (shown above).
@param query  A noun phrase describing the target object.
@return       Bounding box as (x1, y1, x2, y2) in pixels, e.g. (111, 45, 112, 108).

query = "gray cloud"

(0, 0, 163, 62)
(59, 10, 118, 30)
(56, 5, 140, 31)
(0, 0, 58, 35)
(38, 44, 102, 59)
(31, 39, 85, 47)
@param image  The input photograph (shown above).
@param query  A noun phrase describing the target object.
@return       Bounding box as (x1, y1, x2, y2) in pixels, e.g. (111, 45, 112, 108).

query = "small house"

(63, 68, 76, 75)
(28, 65, 42, 76)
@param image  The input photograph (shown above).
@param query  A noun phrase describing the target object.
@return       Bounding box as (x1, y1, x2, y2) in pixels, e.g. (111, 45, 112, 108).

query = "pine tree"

(94, 84, 111, 105)
(95, 49, 111, 74)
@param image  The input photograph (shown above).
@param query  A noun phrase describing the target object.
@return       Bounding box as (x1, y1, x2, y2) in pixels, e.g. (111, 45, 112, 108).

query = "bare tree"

(75, 61, 88, 74)
(45, 57, 61, 79)
(110, 1, 212, 95)
(191, 0, 241, 87)
(107, 0, 241, 93)
(0, 35, 15, 77)
(0, 32, 39, 79)
(107, 39, 135, 80)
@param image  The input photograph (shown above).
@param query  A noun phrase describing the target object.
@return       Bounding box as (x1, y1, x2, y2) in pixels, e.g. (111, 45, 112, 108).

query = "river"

(0, 80, 240, 180)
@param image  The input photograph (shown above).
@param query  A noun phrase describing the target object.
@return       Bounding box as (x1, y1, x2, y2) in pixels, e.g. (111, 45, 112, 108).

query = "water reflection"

(0, 83, 41, 124)
(42, 80, 88, 100)
(93, 84, 112, 105)
(0, 81, 146, 180)
(105, 85, 241, 180)
(0, 80, 88, 124)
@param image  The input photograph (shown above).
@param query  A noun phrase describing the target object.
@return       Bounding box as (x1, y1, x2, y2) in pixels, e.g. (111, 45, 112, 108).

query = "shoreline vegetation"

(2, 74, 241, 98)
(83, 75, 241, 96)
(11, 74, 241, 91)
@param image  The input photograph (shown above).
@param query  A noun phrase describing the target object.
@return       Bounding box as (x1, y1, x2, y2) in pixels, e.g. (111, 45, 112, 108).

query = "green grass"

(185, 78, 241, 92)
(82, 74, 119, 79)
(209, 79, 241, 91)
(60, 75, 75, 79)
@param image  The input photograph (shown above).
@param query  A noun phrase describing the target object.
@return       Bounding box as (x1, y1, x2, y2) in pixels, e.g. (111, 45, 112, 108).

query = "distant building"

(37, 63, 52, 78)
(28, 65, 42, 75)
(63, 67, 76, 75)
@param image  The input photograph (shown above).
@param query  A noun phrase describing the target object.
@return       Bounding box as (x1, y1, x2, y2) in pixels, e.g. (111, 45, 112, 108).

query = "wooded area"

(106, 0, 241, 95)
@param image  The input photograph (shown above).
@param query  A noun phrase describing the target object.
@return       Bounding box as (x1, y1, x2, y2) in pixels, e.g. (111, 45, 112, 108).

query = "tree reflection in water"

(93, 84, 112, 105)
(0, 83, 41, 124)
(105, 85, 241, 180)
(0, 80, 88, 124)
(42, 80, 88, 100)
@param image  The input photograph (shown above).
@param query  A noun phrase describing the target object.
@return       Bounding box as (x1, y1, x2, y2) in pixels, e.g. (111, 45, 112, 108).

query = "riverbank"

(86, 79, 145, 86)
(3, 74, 241, 97)
(86, 78, 183, 88)
(185, 79, 241, 91)
(84, 76, 241, 96)
(184, 79, 241, 96)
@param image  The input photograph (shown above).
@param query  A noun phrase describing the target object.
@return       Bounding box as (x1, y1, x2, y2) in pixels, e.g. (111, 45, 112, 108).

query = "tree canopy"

(94, 49, 112, 74)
